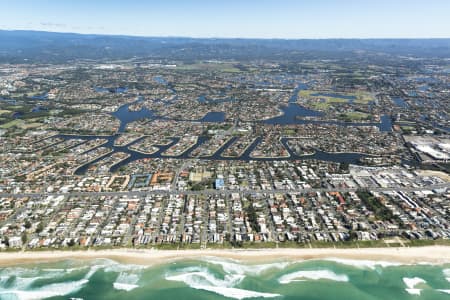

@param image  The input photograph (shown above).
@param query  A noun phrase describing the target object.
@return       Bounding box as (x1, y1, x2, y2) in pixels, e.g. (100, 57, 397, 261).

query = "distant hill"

(0, 30, 449, 63)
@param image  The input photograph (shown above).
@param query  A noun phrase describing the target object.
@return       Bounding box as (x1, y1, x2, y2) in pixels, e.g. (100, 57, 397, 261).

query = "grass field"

(352, 91, 375, 103)
(400, 125, 415, 131)
(0, 119, 24, 129)
(19, 122, 44, 129)
(338, 111, 371, 121)
(298, 90, 374, 110)
(0, 109, 11, 116)
(5, 105, 23, 110)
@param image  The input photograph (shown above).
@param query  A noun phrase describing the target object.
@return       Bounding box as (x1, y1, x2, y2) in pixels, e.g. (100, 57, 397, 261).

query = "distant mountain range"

(1, 30, 449, 62)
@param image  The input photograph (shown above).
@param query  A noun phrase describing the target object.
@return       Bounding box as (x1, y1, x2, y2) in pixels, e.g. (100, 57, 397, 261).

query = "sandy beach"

(0, 246, 449, 267)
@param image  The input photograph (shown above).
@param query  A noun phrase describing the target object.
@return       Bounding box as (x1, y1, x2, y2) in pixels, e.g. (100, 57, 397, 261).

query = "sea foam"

(0, 260, 101, 299)
(0, 259, 146, 297)
(202, 257, 290, 276)
(443, 268, 450, 282)
(323, 258, 402, 270)
(166, 266, 279, 299)
(86, 259, 144, 292)
(278, 270, 349, 284)
(0, 278, 89, 300)
(167, 266, 244, 287)
(0, 266, 71, 290)
(182, 284, 281, 299)
(113, 282, 139, 291)
(403, 277, 426, 295)
(102, 260, 147, 273)
(113, 272, 140, 291)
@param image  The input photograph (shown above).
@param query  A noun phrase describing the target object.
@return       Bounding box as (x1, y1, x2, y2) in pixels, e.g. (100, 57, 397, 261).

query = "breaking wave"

(201, 257, 291, 276)
(113, 272, 140, 291)
(0, 256, 448, 299)
(166, 266, 280, 299)
(444, 268, 450, 282)
(323, 258, 402, 270)
(278, 270, 349, 284)
(0, 258, 146, 298)
(0, 278, 89, 300)
(403, 277, 426, 295)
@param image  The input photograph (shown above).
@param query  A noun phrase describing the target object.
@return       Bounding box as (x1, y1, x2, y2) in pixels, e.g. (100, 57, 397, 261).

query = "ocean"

(0, 257, 449, 300)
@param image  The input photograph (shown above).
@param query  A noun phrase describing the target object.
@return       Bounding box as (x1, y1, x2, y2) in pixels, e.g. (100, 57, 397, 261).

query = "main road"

(0, 183, 448, 198)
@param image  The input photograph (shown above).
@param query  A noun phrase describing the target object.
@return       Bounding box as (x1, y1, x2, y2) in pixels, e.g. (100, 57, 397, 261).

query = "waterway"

(65, 133, 367, 175)
(58, 83, 392, 174)
(264, 84, 392, 132)
(198, 111, 226, 122)
(392, 97, 408, 108)
(29, 92, 48, 100)
(153, 76, 168, 85)
(111, 98, 156, 132)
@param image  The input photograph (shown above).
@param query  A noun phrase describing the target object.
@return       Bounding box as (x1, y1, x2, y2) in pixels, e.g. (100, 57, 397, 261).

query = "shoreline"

(0, 246, 449, 267)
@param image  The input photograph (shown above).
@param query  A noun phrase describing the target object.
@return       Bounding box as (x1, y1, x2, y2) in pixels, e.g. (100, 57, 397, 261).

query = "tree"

(356, 190, 398, 222)
(67, 239, 76, 247)
(224, 233, 231, 242)
(21, 232, 27, 245)
(339, 162, 349, 172)
(348, 230, 358, 241)
(246, 204, 259, 232)
(36, 223, 44, 233)
(24, 220, 32, 229)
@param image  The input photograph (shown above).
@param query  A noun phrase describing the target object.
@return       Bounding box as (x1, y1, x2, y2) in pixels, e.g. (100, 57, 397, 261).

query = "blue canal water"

(111, 100, 155, 132)
(58, 83, 394, 174)
(12, 112, 24, 119)
(264, 84, 392, 132)
(418, 85, 429, 92)
(29, 92, 48, 100)
(198, 112, 226, 122)
(263, 103, 324, 124)
(0, 98, 16, 105)
(31, 106, 48, 113)
(153, 76, 168, 85)
(69, 133, 368, 175)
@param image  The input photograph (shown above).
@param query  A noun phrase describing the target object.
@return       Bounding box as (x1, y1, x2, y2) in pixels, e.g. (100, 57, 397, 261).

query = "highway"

(1, 183, 448, 198)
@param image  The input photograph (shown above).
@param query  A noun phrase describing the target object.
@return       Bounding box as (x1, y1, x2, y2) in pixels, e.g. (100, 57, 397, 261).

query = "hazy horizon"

(4, 28, 450, 40)
(1, 0, 450, 39)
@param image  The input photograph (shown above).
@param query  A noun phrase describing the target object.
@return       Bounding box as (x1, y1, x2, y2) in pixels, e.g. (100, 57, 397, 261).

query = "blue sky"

(0, 0, 449, 38)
